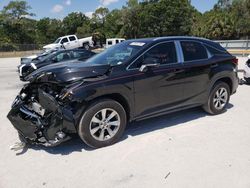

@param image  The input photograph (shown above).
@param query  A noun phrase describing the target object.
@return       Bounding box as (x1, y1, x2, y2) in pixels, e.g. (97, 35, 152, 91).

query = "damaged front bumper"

(7, 86, 77, 147)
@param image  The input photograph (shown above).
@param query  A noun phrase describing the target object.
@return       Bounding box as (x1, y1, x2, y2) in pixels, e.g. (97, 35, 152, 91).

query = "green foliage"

(1, 0, 35, 20)
(0, 0, 250, 51)
(138, 0, 193, 37)
(62, 12, 88, 35)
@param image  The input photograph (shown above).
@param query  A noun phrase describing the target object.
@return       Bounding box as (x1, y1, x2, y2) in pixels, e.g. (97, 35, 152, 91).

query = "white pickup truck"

(43, 35, 94, 51)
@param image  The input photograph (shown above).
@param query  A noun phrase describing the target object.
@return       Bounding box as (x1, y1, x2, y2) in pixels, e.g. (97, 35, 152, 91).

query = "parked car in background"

(43, 35, 94, 51)
(244, 55, 250, 84)
(20, 49, 58, 64)
(8, 37, 238, 149)
(18, 49, 96, 81)
(106, 38, 125, 48)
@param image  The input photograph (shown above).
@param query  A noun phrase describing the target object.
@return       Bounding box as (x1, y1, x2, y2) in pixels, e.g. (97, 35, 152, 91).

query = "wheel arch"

(75, 93, 132, 127)
(209, 73, 234, 95)
(213, 77, 233, 94)
(89, 93, 131, 122)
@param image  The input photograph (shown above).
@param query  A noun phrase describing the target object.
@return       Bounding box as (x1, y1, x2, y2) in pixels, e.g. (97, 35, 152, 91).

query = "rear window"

(205, 44, 228, 55)
(181, 41, 208, 62)
(69, 36, 76, 41)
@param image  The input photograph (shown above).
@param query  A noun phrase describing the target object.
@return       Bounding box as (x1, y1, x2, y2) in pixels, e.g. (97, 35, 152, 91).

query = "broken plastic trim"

(7, 88, 76, 147)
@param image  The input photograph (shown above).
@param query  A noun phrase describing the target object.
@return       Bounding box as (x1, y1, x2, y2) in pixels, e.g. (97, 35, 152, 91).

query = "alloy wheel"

(89, 108, 121, 141)
(213, 87, 228, 110)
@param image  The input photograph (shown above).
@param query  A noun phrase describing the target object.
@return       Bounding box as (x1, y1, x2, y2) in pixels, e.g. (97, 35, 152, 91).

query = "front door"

(130, 42, 186, 119)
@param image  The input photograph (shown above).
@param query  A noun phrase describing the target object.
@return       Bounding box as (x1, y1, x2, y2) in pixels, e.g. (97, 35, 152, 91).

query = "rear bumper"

(7, 89, 76, 146)
(232, 70, 239, 95)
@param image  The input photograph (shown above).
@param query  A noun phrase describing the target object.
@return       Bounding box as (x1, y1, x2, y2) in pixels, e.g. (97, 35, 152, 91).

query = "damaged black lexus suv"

(7, 37, 239, 148)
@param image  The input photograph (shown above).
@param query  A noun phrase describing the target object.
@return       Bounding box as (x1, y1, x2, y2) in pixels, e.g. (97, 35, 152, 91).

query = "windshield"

(36, 51, 58, 62)
(54, 38, 61, 44)
(84, 41, 148, 66)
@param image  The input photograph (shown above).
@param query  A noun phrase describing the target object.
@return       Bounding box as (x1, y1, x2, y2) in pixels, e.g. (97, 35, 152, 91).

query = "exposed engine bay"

(7, 83, 76, 147)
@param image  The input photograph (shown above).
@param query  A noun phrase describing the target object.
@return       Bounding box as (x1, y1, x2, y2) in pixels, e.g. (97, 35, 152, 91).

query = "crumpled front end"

(7, 84, 77, 147)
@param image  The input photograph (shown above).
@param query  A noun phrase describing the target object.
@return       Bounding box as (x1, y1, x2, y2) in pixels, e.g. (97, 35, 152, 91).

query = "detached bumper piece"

(7, 89, 76, 147)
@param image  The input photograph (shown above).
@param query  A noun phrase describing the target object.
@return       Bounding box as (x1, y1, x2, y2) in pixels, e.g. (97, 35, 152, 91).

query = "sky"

(0, 0, 218, 19)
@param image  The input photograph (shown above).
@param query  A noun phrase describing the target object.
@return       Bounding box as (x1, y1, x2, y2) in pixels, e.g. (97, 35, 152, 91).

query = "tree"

(62, 12, 89, 35)
(120, 0, 141, 38)
(137, 0, 194, 38)
(36, 18, 64, 44)
(231, 0, 250, 39)
(104, 9, 123, 38)
(1, 1, 35, 20)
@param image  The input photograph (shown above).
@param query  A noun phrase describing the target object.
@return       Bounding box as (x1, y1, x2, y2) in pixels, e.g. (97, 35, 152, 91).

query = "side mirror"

(139, 57, 160, 72)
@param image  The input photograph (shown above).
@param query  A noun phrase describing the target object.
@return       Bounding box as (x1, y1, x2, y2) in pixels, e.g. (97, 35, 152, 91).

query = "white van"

(106, 38, 125, 48)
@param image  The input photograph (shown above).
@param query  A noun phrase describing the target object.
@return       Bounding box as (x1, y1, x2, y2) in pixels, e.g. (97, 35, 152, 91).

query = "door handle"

(211, 63, 218, 68)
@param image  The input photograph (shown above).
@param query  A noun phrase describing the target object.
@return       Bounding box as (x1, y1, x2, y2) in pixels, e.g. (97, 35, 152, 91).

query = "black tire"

(244, 77, 250, 84)
(78, 99, 127, 148)
(203, 81, 230, 115)
(83, 43, 90, 50)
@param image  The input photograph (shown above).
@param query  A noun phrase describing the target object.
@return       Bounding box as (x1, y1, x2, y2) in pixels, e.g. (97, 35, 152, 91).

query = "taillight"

(232, 58, 238, 66)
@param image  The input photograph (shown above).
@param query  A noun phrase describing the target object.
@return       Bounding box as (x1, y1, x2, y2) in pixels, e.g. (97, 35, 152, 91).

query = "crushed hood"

(26, 61, 111, 84)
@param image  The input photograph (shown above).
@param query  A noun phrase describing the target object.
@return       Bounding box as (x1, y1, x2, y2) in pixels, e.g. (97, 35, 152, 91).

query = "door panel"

(180, 41, 211, 105)
(131, 41, 186, 118)
(181, 61, 211, 105)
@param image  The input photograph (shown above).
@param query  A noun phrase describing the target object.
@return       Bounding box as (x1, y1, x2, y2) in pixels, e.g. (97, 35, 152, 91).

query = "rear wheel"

(78, 99, 127, 148)
(203, 81, 230, 115)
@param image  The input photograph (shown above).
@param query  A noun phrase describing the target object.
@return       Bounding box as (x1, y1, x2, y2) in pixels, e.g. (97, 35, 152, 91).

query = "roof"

(126, 36, 212, 43)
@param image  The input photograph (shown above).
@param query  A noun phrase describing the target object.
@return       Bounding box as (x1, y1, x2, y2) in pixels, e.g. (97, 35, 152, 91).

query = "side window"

(131, 42, 177, 69)
(181, 41, 208, 62)
(69, 36, 76, 41)
(205, 44, 228, 55)
(53, 52, 71, 62)
(72, 51, 88, 58)
(61, 37, 69, 44)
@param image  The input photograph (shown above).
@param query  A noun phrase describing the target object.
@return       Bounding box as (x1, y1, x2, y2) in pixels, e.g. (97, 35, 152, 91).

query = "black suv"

(8, 37, 238, 148)
(18, 49, 96, 81)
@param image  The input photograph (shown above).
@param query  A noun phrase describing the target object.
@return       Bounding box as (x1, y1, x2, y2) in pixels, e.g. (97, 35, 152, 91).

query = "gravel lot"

(0, 57, 250, 188)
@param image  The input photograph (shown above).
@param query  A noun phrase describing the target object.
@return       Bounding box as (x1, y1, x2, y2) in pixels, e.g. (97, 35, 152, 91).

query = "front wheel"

(78, 99, 127, 148)
(203, 81, 230, 115)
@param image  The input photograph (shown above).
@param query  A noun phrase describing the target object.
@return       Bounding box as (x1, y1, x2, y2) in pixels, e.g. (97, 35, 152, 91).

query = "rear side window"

(53, 52, 71, 62)
(205, 44, 228, 55)
(181, 41, 208, 62)
(69, 36, 76, 41)
(72, 51, 90, 58)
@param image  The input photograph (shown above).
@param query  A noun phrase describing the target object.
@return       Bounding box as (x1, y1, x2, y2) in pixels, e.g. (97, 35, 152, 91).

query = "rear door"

(179, 40, 211, 105)
(69, 36, 79, 49)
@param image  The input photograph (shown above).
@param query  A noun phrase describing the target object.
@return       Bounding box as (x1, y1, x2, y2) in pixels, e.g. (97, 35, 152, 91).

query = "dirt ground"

(0, 57, 249, 188)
